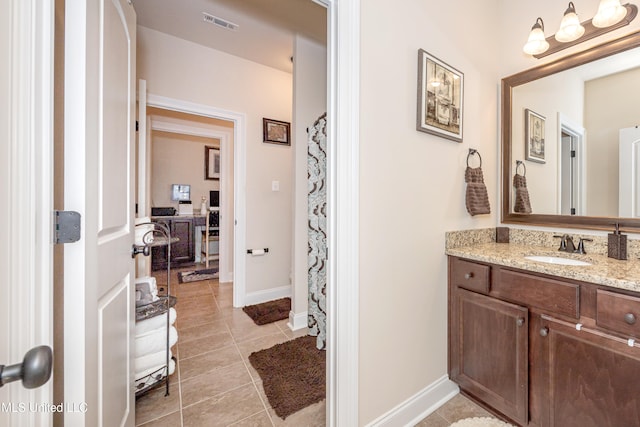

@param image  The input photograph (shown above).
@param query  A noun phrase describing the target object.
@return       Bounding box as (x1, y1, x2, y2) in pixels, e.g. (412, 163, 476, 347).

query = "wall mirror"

(502, 30, 640, 231)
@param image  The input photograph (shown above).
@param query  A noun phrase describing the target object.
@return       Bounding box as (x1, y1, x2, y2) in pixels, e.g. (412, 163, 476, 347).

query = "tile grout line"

(219, 292, 280, 427)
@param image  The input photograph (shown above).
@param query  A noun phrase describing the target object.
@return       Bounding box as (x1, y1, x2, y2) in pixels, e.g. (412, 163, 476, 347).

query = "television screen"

(171, 184, 191, 201)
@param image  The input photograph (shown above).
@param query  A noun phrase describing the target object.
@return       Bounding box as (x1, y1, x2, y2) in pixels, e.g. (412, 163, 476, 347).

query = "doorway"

(558, 114, 586, 216)
(139, 95, 245, 306)
(142, 106, 235, 283)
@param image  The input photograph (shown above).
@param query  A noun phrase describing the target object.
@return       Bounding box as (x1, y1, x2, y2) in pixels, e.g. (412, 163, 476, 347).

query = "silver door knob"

(0, 345, 53, 389)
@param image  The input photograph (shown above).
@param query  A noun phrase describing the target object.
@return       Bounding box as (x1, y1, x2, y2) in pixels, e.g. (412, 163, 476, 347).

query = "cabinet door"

(537, 316, 640, 427)
(450, 289, 528, 425)
(151, 219, 170, 271)
(171, 218, 193, 264)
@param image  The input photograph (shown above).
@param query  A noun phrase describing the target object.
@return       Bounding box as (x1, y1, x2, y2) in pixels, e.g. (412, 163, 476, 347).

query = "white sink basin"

(524, 255, 591, 266)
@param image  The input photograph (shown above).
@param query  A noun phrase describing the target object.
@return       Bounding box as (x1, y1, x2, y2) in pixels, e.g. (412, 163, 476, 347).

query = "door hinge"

(54, 210, 81, 244)
(135, 120, 139, 132)
(571, 208, 576, 215)
(570, 150, 576, 158)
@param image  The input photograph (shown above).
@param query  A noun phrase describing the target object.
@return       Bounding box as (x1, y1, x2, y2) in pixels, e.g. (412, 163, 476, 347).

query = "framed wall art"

(416, 49, 464, 142)
(525, 108, 545, 163)
(205, 145, 220, 180)
(263, 118, 291, 146)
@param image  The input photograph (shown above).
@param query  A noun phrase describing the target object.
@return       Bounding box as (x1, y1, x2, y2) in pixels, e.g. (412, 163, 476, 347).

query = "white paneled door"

(64, 1, 136, 426)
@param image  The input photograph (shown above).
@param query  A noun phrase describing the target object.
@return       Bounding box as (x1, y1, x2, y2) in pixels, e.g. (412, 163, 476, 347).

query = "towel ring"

(467, 149, 482, 168)
(516, 160, 526, 176)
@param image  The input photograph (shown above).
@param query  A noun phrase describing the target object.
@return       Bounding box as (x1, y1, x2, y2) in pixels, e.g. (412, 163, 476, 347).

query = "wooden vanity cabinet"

(448, 256, 640, 427)
(449, 286, 529, 425)
(151, 217, 194, 270)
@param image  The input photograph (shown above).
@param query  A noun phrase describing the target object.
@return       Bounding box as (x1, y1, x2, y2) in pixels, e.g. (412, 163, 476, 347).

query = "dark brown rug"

(248, 335, 325, 419)
(242, 297, 291, 325)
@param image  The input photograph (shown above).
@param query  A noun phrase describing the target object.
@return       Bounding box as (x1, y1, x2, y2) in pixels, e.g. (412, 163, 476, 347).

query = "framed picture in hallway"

(263, 118, 291, 146)
(416, 49, 464, 143)
(525, 108, 545, 163)
(205, 145, 220, 180)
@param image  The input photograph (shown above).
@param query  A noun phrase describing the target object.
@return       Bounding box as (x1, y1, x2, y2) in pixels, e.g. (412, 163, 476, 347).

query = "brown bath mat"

(242, 297, 291, 325)
(248, 335, 325, 419)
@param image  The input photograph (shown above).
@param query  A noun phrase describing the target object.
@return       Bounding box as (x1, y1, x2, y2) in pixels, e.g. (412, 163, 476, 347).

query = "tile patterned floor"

(414, 394, 497, 426)
(135, 265, 323, 426)
(135, 265, 495, 427)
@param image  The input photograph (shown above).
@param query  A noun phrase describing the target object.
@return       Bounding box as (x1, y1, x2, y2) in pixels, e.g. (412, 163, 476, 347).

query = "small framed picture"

(205, 145, 220, 180)
(525, 108, 545, 163)
(416, 49, 464, 142)
(263, 118, 291, 146)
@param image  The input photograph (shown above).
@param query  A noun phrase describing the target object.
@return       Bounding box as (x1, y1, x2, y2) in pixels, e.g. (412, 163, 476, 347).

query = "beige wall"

(585, 67, 640, 216)
(359, 0, 500, 422)
(511, 71, 584, 214)
(150, 131, 219, 208)
(137, 26, 293, 294)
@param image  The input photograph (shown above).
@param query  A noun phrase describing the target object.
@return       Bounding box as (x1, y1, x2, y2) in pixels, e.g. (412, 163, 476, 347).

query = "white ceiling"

(131, 0, 327, 73)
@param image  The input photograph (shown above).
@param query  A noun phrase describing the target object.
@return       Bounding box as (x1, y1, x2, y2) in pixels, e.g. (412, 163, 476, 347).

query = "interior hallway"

(134, 265, 324, 426)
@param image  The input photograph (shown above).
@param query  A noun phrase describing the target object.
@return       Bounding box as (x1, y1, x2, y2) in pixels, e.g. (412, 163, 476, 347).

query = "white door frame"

(145, 94, 248, 308)
(1, 0, 54, 426)
(0, 0, 55, 426)
(322, 0, 360, 425)
(557, 113, 586, 215)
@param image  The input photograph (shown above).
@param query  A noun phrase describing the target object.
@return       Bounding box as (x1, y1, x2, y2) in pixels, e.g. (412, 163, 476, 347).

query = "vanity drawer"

(596, 289, 640, 337)
(450, 258, 490, 293)
(492, 269, 579, 319)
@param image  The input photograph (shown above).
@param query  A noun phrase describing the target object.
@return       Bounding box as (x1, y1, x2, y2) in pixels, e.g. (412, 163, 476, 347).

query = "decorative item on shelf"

(513, 160, 532, 214)
(464, 149, 491, 216)
(416, 49, 464, 142)
(200, 196, 207, 215)
(523, 1, 638, 58)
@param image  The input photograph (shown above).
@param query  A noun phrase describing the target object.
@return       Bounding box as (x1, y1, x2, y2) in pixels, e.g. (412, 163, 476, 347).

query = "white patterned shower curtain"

(308, 113, 327, 350)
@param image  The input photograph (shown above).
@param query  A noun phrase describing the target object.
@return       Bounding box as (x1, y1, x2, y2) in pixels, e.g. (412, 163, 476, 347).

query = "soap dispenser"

(608, 222, 627, 260)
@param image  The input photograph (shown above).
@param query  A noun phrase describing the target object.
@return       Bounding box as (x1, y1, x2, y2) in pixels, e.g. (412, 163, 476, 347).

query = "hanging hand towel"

(513, 173, 532, 213)
(465, 167, 491, 216)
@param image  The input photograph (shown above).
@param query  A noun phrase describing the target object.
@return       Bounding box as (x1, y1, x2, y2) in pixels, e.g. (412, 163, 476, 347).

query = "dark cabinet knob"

(464, 272, 474, 280)
(624, 313, 637, 325)
(540, 327, 549, 337)
(516, 317, 525, 327)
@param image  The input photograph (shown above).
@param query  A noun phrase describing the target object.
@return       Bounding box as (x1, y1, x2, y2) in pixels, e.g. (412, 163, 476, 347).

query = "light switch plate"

(272, 180, 280, 191)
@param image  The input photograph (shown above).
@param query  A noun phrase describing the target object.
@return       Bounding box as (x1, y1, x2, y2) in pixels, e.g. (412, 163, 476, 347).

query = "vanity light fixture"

(593, 0, 628, 27)
(555, 2, 585, 42)
(523, 18, 550, 55)
(523, 2, 638, 58)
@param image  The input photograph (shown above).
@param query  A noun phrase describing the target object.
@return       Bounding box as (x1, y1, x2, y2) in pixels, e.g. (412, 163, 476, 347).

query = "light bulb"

(592, 0, 628, 28)
(523, 18, 549, 55)
(555, 2, 585, 42)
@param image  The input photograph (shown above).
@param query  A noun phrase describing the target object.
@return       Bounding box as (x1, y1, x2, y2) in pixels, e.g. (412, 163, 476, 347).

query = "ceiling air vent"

(202, 12, 239, 31)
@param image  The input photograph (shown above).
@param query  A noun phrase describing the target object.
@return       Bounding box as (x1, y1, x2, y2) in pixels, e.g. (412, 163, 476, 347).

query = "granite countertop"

(446, 242, 640, 293)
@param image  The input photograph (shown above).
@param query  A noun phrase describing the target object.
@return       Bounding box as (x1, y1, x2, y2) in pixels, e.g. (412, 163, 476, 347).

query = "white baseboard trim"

(365, 375, 459, 427)
(244, 285, 291, 306)
(287, 310, 308, 331)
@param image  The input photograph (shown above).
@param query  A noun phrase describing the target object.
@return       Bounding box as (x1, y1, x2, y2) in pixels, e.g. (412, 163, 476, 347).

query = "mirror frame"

(502, 30, 640, 232)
